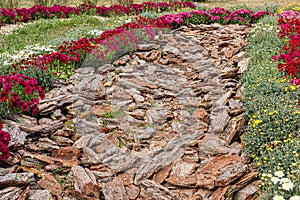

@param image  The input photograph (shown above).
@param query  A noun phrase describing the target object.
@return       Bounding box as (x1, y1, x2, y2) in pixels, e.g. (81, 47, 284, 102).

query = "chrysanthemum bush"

(0, 1, 196, 26)
(241, 14, 300, 199)
(0, 74, 45, 117)
(272, 11, 300, 86)
(278, 2, 300, 13)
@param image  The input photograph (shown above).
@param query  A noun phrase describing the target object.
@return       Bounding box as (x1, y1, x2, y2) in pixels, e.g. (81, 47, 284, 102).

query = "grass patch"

(0, 15, 136, 54)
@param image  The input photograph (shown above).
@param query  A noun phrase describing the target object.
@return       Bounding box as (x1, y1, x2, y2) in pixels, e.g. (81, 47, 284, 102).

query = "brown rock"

(196, 155, 242, 189)
(170, 162, 197, 177)
(52, 135, 74, 146)
(221, 114, 245, 144)
(128, 109, 145, 120)
(0, 172, 33, 187)
(152, 165, 172, 184)
(118, 168, 136, 186)
(232, 51, 246, 61)
(140, 179, 174, 199)
(102, 177, 129, 200)
(0, 186, 28, 200)
(20, 150, 54, 165)
(28, 190, 52, 200)
(54, 146, 80, 167)
(192, 108, 210, 124)
(233, 180, 261, 200)
(211, 48, 218, 58)
(72, 166, 100, 198)
(92, 104, 112, 117)
(19, 120, 64, 135)
(228, 99, 243, 110)
(209, 106, 230, 135)
(208, 186, 228, 200)
(221, 66, 238, 78)
(38, 174, 62, 196)
(198, 134, 230, 158)
(125, 185, 140, 200)
(216, 91, 233, 106)
(223, 48, 234, 58)
(237, 58, 249, 74)
(226, 171, 260, 198)
(215, 162, 248, 186)
(166, 174, 197, 187)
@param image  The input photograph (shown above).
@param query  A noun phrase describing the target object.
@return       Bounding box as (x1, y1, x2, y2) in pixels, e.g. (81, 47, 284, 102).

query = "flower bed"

(242, 13, 300, 200)
(0, 1, 196, 26)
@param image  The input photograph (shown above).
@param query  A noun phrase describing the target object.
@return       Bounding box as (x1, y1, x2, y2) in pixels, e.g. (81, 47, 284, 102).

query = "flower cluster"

(273, 11, 300, 85)
(0, 74, 45, 117)
(157, 8, 272, 27)
(0, 121, 10, 160)
(278, 2, 300, 13)
(0, 44, 55, 67)
(0, 1, 196, 27)
(260, 171, 300, 200)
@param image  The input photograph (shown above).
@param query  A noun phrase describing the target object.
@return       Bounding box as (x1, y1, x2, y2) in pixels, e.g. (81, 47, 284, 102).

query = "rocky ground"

(0, 23, 260, 200)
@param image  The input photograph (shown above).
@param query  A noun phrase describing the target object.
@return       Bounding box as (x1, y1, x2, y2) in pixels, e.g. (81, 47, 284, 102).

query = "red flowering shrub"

(0, 121, 10, 160)
(0, 1, 196, 27)
(0, 74, 45, 117)
(272, 11, 300, 85)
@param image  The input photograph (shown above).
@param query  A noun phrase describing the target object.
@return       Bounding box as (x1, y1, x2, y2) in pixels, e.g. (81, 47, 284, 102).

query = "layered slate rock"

(0, 23, 259, 199)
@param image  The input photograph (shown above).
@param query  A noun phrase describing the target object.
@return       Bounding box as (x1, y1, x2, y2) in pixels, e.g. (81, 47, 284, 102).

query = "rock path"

(0, 23, 259, 200)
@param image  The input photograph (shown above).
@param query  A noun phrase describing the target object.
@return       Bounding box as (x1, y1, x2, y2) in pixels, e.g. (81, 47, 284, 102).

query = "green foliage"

(183, 0, 207, 3)
(50, 61, 76, 80)
(111, 0, 133, 7)
(0, 64, 55, 92)
(229, 4, 255, 12)
(139, 11, 160, 19)
(256, 3, 279, 13)
(81, 0, 99, 6)
(0, 15, 136, 55)
(188, 13, 210, 24)
(104, 110, 125, 118)
(33, 0, 68, 6)
(242, 15, 300, 199)
(228, 3, 279, 12)
(0, 0, 19, 9)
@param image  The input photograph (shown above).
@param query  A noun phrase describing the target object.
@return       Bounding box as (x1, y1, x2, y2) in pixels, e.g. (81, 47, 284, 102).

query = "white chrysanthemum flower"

(271, 177, 280, 184)
(275, 171, 285, 178)
(282, 181, 294, 191)
(290, 196, 300, 200)
(273, 195, 285, 200)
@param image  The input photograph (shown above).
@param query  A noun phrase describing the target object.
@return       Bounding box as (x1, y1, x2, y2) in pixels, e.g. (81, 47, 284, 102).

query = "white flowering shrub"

(260, 170, 300, 200)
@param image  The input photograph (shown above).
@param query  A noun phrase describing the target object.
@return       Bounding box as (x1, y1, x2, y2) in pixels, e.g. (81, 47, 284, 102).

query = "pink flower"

(24, 86, 33, 95)
(0, 142, 10, 160)
(21, 103, 29, 112)
(0, 130, 10, 146)
(211, 16, 220, 21)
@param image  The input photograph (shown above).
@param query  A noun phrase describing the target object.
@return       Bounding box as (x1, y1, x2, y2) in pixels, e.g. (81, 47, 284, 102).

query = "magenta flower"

(211, 15, 220, 21)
